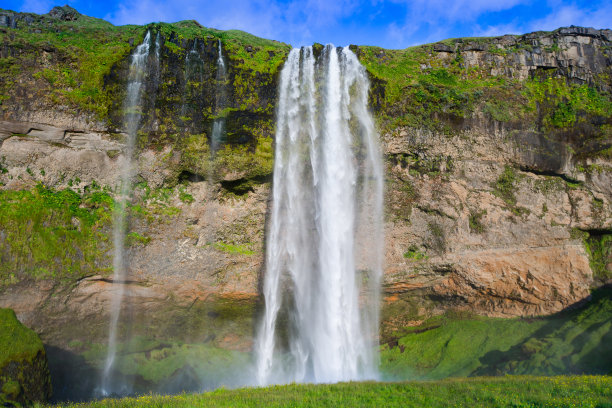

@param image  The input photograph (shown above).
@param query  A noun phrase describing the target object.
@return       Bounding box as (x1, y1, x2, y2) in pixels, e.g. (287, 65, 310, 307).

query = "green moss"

(356, 44, 510, 132)
(0, 184, 112, 286)
(0, 309, 43, 370)
(1, 380, 20, 399)
(492, 166, 531, 217)
(126, 232, 151, 246)
(403, 245, 428, 260)
(381, 287, 612, 380)
(81, 335, 248, 385)
(583, 233, 612, 280)
(468, 210, 486, 233)
(210, 242, 255, 256)
(213, 135, 274, 191)
(178, 186, 195, 204)
(524, 76, 612, 131)
(0, 12, 143, 118)
(492, 165, 518, 206)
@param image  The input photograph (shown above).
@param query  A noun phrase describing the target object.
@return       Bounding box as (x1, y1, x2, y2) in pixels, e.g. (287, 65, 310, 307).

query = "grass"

(45, 376, 612, 407)
(381, 287, 612, 380)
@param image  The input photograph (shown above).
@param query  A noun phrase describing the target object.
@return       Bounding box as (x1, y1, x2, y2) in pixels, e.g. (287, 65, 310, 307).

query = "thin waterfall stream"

(255, 45, 384, 385)
(100, 31, 156, 397)
(211, 39, 227, 157)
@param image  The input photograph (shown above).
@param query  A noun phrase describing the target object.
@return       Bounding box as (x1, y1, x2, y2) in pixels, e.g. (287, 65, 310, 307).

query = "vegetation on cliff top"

(0, 7, 289, 121)
(48, 376, 612, 408)
(356, 35, 612, 147)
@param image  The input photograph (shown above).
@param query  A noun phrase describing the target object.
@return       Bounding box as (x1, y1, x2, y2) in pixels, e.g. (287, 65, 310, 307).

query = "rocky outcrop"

(381, 123, 611, 321)
(432, 27, 612, 85)
(0, 308, 51, 405)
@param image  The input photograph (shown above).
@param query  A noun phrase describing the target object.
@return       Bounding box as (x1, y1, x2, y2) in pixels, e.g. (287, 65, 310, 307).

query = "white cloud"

(474, 22, 521, 37)
(528, 3, 612, 31)
(397, 0, 530, 24)
(382, 0, 532, 48)
(105, 0, 361, 46)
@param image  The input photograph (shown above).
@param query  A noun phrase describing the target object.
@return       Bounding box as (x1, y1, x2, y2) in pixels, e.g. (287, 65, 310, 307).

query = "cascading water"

(100, 30, 155, 396)
(210, 39, 227, 155)
(255, 45, 384, 385)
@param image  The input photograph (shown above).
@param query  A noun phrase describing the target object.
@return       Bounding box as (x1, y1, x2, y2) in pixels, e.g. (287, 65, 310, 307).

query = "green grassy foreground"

(47, 376, 612, 408)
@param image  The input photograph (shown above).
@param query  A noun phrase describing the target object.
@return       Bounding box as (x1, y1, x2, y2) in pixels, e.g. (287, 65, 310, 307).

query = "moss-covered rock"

(381, 287, 612, 380)
(0, 308, 51, 405)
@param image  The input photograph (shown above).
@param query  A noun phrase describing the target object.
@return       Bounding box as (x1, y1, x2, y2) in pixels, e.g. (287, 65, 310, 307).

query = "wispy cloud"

(105, 0, 361, 46)
(383, 0, 531, 47)
(399, 0, 530, 23)
(12, 0, 611, 48)
(474, 22, 522, 37)
(528, 3, 612, 31)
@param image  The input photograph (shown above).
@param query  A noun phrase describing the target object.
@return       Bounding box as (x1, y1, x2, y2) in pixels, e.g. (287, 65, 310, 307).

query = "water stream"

(211, 39, 227, 156)
(100, 30, 155, 397)
(255, 45, 384, 385)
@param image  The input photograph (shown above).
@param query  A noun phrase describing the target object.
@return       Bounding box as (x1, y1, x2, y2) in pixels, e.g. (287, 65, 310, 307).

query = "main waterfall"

(255, 45, 384, 385)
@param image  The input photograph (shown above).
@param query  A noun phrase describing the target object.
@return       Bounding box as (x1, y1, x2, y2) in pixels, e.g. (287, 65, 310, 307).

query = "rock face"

(0, 308, 52, 405)
(0, 8, 610, 398)
(372, 27, 611, 325)
(437, 27, 611, 85)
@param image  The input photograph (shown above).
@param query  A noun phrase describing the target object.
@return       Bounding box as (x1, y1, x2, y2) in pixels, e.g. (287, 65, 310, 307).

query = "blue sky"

(4, 0, 612, 48)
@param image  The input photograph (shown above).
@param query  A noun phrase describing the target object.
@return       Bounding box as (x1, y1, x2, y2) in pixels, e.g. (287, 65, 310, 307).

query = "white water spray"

(255, 45, 384, 385)
(100, 31, 154, 396)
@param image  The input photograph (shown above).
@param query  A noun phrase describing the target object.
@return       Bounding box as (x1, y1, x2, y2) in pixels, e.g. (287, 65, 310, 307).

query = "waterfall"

(211, 39, 227, 155)
(100, 30, 154, 396)
(255, 45, 384, 385)
(181, 38, 204, 123)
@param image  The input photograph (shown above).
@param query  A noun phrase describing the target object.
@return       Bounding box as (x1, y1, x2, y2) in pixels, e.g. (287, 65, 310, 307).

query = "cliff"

(0, 5, 610, 399)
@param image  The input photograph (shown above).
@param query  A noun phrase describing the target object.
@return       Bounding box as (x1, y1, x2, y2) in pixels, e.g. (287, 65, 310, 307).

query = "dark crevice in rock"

(415, 205, 456, 220)
(220, 175, 270, 196)
(178, 170, 205, 183)
(518, 165, 581, 185)
(88, 277, 141, 285)
(578, 228, 612, 236)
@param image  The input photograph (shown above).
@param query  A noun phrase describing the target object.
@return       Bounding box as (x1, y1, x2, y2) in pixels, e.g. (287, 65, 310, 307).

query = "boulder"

(48, 5, 80, 21)
(0, 308, 51, 406)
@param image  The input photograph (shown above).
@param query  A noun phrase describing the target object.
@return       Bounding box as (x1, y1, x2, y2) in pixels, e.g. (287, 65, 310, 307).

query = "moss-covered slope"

(0, 308, 51, 405)
(382, 286, 612, 380)
(0, 183, 112, 287)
